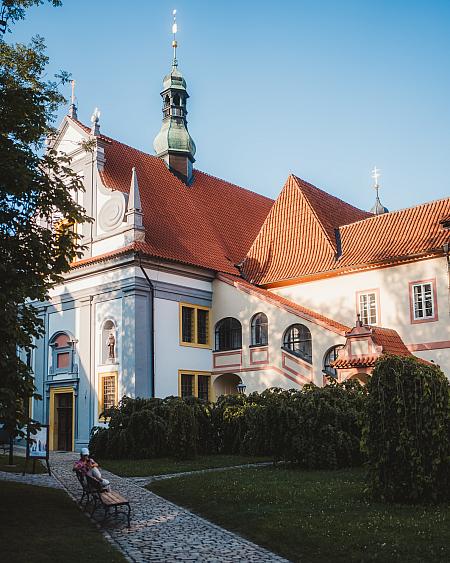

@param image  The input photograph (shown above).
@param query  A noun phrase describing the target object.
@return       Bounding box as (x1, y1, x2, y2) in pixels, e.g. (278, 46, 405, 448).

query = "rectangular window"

(179, 303, 210, 348)
(358, 291, 378, 325)
(56, 352, 70, 369)
(409, 279, 438, 323)
(99, 372, 118, 419)
(179, 371, 211, 402)
(181, 306, 195, 343)
(180, 373, 195, 398)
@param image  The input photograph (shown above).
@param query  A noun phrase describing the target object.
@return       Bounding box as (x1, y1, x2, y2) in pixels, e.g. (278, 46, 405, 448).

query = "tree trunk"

(8, 436, 14, 465)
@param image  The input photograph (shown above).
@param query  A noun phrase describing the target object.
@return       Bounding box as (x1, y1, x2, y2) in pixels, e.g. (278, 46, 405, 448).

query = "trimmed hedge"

(362, 355, 450, 502)
(90, 381, 367, 469)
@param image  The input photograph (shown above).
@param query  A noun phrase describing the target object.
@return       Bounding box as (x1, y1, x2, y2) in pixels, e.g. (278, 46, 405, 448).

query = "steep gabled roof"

(241, 172, 450, 286)
(241, 175, 371, 284)
(67, 118, 273, 275)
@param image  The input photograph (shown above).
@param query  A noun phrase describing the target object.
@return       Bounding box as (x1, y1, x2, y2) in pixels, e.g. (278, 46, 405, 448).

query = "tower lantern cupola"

(153, 10, 196, 184)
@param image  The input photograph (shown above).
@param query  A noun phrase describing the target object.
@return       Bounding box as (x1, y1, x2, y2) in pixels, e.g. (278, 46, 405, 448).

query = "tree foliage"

(0, 0, 88, 439)
(362, 355, 450, 502)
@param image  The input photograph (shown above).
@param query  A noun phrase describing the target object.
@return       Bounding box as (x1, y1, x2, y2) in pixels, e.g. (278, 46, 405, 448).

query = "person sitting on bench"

(74, 447, 110, 491)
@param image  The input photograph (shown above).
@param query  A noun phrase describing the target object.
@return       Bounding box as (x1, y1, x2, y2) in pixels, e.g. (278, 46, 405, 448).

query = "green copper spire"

(153, 9, 196, 184)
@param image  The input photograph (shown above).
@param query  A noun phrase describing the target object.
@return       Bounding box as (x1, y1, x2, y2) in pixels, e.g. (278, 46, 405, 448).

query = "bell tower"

(153, 10, 196, 184)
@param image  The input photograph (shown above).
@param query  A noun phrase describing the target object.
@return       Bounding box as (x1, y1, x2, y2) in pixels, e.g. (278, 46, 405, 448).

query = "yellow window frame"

(179, 302, 211, 348)
(178, 370, 213, 401)
(49, 386, 75, 451)
(98, 371, 118, 421)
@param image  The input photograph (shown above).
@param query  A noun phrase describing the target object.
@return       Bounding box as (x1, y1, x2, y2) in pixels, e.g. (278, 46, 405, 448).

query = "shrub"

(89, 395, 213, 460)
(362, 355, 450, 502)
(212, 382, 367, 468)
(89, 381, 367, 468)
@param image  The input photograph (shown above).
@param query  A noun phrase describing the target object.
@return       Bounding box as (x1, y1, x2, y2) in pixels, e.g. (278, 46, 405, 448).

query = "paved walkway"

(50, 452, 288, 563)
(128, 461, 274, 487)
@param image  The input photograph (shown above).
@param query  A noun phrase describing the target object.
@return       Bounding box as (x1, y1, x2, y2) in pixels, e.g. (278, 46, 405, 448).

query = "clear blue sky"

(10, 0, 450, 210)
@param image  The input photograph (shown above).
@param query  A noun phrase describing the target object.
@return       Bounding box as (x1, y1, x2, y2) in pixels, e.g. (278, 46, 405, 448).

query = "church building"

(30, 18, 450, 451)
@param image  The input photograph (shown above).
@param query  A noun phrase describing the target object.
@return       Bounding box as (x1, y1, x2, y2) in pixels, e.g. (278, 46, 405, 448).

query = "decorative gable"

(241, 175, 370, 285)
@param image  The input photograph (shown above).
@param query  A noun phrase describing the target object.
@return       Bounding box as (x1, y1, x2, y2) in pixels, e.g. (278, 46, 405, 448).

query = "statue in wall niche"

(107, 331, 116, 361)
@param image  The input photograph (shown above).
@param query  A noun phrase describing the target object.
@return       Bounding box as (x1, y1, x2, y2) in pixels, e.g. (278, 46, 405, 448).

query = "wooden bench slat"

(100, 491, 128, 505)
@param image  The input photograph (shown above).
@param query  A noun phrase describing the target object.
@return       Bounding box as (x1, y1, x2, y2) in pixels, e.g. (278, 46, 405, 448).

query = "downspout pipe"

(443, 241, 450, 317)
(137, 252, 155, 398)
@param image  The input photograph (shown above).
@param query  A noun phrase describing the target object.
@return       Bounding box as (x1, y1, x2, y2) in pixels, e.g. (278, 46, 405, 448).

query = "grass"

(149, 466, 450, 563)
(0, 454, 47, 474)
(100, 454, 270, 477)
(0, 481, 125, 563)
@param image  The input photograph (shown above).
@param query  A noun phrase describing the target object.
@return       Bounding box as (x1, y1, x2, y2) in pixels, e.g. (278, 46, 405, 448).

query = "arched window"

(49, 332, 75, 374)
(250, 313, 268, 346)
(323, 345, 344, 378)
(173, 94, 180, 106)
(283, 324, 312, 363)
(215, 317, 242, 351)
(164, 95, 170, 107)
(102, 320, 117, 364)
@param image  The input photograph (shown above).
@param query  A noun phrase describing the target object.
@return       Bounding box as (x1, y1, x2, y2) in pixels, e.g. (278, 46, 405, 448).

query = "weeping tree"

(363, 355, 450, 503)
(0, 0, 88, 461)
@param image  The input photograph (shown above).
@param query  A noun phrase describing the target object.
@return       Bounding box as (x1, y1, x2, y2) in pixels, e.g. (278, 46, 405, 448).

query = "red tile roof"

(370, 326, 412, 356)
(241, 175, 371, 284)
(333, 355, 379, 368)
(332, 326, 432, 368)
(218, 273, 350, 335)
(241, 174, 450, 285)
(68, 118, 273, 274)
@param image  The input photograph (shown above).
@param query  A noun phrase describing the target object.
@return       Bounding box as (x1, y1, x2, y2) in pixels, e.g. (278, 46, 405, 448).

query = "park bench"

(75, 470, 131, 528)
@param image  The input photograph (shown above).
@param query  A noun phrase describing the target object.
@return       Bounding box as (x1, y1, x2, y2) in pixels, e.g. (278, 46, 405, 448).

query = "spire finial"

(370, 165, 389, 215)
(90, 107, 101, 136)
(172, 9, 178, 67)
(371, 165, 381, 197)
(68, 79, 78, 119)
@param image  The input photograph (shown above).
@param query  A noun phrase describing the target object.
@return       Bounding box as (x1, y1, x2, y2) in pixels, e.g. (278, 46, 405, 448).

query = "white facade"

(272, 256, 450, 375)
(30, 118, 450, 452)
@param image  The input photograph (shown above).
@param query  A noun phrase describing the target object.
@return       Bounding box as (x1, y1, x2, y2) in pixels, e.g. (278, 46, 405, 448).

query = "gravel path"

(49, 452, 289, 563)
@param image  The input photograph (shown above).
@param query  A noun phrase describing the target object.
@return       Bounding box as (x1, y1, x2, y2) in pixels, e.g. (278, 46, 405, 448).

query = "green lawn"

(149, 466, 450, 563)
(0, 454, 47, 474)
(100, 454, 270, 477)
(0, 481, 126, 563)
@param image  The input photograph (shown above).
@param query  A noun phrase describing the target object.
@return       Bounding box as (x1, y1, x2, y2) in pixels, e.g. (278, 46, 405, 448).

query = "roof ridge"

(292, 174, 371, 215)
(68, 118, 274, 202)
(291, 175, 337, 252)
(195, 169, 274, 203)
(340, 194, 450, 230)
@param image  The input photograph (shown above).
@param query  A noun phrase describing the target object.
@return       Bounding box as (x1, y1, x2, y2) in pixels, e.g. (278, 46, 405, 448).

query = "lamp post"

(237, 381, 246, 395)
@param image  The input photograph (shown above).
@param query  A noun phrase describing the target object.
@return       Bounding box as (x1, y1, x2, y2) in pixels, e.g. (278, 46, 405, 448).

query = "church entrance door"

(49, 388, 74, 451)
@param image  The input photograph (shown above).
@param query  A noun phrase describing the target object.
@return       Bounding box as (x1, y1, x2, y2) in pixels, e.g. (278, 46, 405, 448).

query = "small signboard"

(23, 424, 51, 476)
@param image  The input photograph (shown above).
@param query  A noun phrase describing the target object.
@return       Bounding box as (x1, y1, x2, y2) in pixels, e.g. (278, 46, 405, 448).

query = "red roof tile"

(241, 174, 450, 285)
(370, 326, 412, 356)
(68, 118, 273, 275)
(218, 273, 350, 335)
(332, 325, 432, 368)
(241, 175, 371, 284)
